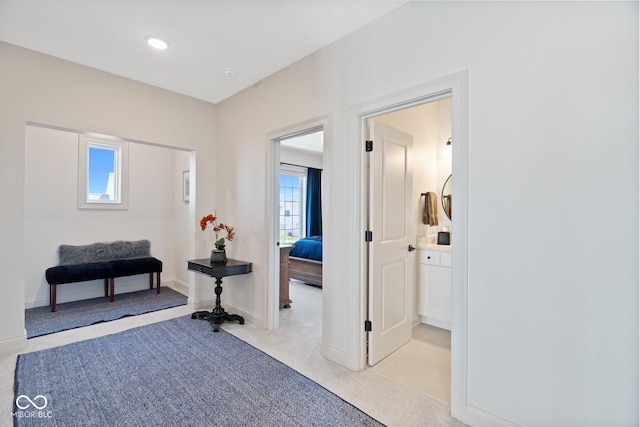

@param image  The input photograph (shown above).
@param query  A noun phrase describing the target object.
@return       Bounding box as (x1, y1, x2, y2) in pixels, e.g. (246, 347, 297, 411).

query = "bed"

(288, 235, 322, 287)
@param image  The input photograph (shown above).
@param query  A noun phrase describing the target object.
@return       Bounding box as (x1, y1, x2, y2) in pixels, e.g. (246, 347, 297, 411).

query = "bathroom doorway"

(365, 97, 454, 405)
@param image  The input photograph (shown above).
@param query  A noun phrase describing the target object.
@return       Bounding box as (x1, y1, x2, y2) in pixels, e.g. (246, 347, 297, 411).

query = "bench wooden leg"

(110, 278, 115, 302)
(50, 285, 57, 312)
(150, 272, 161, 294)
(104, 278, 109, 297)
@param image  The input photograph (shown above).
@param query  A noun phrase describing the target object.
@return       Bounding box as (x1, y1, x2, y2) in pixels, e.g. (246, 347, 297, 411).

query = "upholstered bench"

(45, 240, 162, 312)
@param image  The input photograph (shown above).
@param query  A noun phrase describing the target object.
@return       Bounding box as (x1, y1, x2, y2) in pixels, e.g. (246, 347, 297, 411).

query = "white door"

(367, 119, 415, 366)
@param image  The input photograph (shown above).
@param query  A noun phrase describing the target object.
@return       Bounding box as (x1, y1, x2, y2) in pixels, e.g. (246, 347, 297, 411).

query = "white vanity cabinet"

(419, 245, 452, 330)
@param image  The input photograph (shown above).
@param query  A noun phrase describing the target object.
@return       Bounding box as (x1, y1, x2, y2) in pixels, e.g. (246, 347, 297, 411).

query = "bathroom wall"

(375, 98, 452, 239)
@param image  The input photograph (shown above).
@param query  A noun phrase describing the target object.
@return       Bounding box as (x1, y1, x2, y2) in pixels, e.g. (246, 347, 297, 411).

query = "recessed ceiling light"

(145, 36, 169, 50)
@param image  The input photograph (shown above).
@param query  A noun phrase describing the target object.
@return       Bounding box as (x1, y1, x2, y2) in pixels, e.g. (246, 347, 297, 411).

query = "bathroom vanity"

(418, 244, 452, 330)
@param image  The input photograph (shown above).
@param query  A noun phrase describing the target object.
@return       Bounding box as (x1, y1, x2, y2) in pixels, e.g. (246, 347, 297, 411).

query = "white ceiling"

(281, 129, 324, 154)
(0, 0, 407, 104)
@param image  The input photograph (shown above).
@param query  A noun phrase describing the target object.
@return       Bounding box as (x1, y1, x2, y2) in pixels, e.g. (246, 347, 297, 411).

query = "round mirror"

(441, 174, 452, 220)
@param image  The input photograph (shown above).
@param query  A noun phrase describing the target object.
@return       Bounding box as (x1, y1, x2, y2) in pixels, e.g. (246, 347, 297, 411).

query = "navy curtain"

(306, 168, 322, 236)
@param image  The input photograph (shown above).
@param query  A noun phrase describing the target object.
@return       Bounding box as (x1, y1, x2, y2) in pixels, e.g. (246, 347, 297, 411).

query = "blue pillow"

(290, 237, 323, 261)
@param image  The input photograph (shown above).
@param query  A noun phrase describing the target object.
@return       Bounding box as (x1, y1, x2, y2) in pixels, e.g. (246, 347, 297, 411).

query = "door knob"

(408, 245, 416, 252)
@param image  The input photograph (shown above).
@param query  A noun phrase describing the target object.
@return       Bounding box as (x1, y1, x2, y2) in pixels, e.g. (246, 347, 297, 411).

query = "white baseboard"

(25, 277, 183, 309)
(420, 315, 451, 331)
(167, 278, 188, 296)
(191, 296, 216, 311)
(465, 403, 522, 427)
(0, 331, 27, 355)
(221, 300, 262, 326)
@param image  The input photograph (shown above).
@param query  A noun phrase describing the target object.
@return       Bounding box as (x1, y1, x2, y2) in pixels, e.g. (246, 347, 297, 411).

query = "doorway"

(365, 98, 453, 405)
(267, 117, 328, 332)
(355, 71, 468, 418)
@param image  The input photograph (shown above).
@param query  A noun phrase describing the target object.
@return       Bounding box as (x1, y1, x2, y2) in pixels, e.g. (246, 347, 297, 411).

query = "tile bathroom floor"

(369, 322, 452, 405)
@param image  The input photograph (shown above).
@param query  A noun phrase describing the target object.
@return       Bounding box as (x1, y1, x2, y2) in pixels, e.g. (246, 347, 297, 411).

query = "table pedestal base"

(191, 275, 245, 332)
(191, 309, 244, 332)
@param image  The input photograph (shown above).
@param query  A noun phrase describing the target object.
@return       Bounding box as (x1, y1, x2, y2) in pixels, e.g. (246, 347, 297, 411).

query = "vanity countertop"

(416, 236, 451, 251)
(418, 243, 451, 251)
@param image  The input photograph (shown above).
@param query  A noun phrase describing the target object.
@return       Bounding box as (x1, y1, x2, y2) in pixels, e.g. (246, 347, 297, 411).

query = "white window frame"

(78, 135, 129, 209)
(279, 164, 307, 244)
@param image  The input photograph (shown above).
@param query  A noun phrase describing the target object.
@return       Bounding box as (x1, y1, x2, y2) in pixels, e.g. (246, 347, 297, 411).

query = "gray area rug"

(14, 315, 384, 427)
(25, 288, 187, 338)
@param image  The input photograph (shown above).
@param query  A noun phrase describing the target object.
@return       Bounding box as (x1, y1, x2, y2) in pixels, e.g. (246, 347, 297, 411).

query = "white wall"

(24, 125, 186, 307)
(215, 2, 638, 426)
(280, 147, 323, 170)
(375, 98, 453, 238)
(0, 41, 217, 353)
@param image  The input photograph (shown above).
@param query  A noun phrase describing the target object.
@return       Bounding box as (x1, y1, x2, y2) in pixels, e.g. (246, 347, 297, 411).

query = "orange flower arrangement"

(200, 213, 235, 250)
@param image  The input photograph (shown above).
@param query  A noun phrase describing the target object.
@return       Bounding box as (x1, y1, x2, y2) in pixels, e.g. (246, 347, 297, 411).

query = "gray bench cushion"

(59, 240, 151, 265)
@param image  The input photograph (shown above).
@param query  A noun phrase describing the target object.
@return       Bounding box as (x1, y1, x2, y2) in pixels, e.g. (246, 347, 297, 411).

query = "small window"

(78, 136, 129, 209)
(279, 167, 306, 244)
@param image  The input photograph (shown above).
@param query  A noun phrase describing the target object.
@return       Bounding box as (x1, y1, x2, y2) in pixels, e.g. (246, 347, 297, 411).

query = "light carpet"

(13, 315, 384, 427)
(25, 288, 187, 338)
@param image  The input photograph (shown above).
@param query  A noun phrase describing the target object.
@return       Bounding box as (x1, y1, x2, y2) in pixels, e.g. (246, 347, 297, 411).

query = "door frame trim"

(353, 71, 468, 421)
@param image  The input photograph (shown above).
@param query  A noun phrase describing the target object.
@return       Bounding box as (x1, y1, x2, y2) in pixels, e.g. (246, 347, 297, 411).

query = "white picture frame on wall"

(183, 171, 190, 202)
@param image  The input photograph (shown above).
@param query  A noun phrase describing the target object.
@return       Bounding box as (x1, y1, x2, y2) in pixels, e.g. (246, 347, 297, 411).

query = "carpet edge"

(218, 325, 387, 426)
(26, 288, 187, 339)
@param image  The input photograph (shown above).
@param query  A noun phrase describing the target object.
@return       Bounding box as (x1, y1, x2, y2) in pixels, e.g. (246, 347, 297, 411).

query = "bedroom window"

(279, 169, 306, 244)
(78, 136, 129, 209)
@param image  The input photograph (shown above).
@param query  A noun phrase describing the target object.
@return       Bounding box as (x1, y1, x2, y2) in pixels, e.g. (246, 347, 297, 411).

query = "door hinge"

(365, 320, 372, 332)
(365, 230, 373, 242)
(365, 140, 373, 152)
